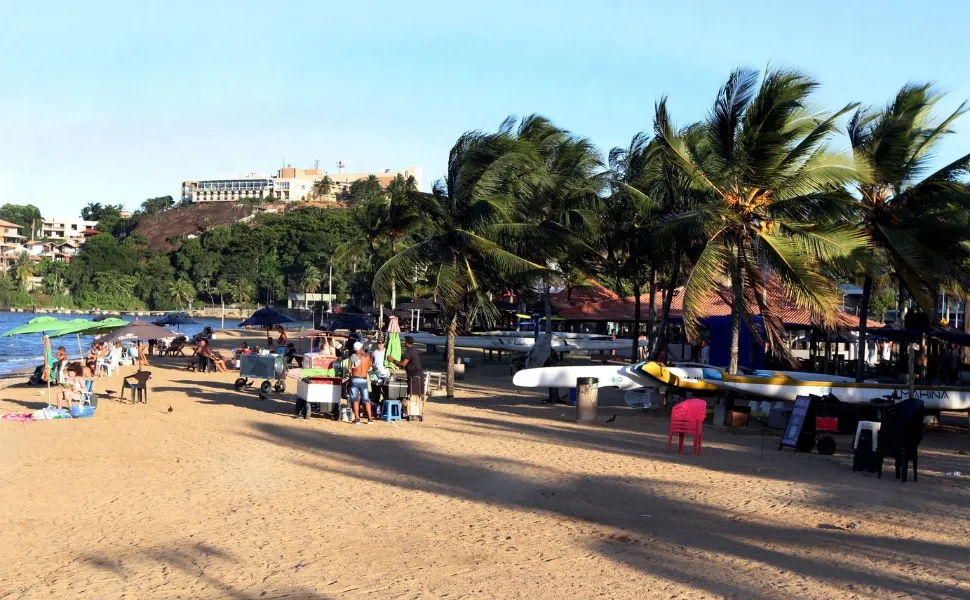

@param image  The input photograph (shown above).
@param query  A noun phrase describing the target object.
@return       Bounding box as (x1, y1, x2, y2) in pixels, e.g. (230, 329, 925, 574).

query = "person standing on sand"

(348, 341, 373, 424)
(391, 335, 425, 403)
(276, 326, 287, 347)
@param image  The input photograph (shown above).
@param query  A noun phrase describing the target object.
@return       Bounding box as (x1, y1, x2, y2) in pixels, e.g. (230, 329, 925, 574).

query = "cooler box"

(302, 353, 336, 370)
(385, 378, 409, 400)
(240, 354, 283, 379)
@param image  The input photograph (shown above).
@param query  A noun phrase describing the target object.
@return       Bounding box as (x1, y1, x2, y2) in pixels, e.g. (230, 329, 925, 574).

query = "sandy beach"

(2, 331, 969, 599)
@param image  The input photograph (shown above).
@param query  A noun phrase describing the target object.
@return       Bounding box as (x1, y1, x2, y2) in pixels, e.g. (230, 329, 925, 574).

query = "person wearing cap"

(391, 335, 424, 400)
(348, 341, 374, 424)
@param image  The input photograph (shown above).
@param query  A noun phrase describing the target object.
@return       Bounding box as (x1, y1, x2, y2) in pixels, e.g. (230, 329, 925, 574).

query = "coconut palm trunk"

(631, 279, 641, 364)
(855, 274, 873, 381)
(652, 252, 682, 360)
(729, 257, 744, 374)
(646, 266, 656, 357)
(446, 312, 457, 397)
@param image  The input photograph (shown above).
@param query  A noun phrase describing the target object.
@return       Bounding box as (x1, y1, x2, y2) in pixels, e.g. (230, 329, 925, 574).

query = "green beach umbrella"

(49, 317, 128, 338)
(386, 316, 402, 366)
(1, 316, 71, 337)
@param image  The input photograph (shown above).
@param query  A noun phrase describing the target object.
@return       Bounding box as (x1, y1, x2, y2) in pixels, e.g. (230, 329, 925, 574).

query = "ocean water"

(0, 312, 245, 376)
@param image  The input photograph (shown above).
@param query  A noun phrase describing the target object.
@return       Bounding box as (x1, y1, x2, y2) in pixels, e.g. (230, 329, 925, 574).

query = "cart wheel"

(817, 435, 836, 456)
(418, 416, 424, 422)
(234, 378, 246, 391)
(406, 415, 411, 422)
(260, 381, 272, 393)
(796, 431, 816, 453)
(274, 380, 286, 393)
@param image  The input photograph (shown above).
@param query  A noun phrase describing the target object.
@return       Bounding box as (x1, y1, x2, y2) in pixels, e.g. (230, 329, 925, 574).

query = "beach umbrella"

(1, 316, 70, 337)
(326, 316, 374, 331)
(98, 320, 176, 345)
(153, 312, 201, 328)
(386, 316, 402, 366)
(238, 307, 298, 328)
(49, 318, 130, 356)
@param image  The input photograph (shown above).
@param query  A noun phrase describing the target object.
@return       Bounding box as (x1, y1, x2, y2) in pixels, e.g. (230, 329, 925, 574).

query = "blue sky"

(1, 0, 968, 218)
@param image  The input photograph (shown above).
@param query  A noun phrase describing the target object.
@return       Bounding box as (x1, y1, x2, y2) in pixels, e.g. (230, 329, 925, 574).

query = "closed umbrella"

(386, 315, 402, 366)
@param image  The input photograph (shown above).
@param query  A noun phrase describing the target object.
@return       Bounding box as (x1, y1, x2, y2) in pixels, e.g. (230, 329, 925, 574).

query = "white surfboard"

(512, 364, 655, 390)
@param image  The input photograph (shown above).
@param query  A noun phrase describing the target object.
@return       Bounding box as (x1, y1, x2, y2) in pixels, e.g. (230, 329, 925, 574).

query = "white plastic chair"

(99, 348, 120, 376)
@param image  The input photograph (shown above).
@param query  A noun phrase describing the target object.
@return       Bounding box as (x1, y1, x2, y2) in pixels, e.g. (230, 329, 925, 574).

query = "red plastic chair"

(668, 398, 707, 455)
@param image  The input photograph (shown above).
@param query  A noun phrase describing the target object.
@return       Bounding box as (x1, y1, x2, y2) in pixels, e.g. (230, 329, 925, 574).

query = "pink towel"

(1, 413, 35, 422)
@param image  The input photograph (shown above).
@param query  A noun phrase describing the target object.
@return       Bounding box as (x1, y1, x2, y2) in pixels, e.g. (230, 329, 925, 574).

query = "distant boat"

(409, 332, 646, 353)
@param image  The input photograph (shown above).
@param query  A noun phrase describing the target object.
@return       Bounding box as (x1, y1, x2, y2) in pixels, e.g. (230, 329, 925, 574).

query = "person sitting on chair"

(196, 339, 228, 372)
(55, 362, 85, 411)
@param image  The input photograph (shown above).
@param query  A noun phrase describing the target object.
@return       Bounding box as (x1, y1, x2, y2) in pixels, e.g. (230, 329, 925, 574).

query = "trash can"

(575, 377, 598, 424)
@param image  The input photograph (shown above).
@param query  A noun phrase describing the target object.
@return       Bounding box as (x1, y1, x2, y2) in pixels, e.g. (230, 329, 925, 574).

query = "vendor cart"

(295, 376, 343, 419)
(235, 353, 287, 393)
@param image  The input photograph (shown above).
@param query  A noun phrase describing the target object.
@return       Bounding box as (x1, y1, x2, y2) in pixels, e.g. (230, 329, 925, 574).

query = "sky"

(1, 0, 968, 218)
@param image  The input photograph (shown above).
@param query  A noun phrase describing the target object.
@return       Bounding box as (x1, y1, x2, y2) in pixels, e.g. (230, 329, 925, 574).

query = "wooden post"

(576, 377, 599, 424)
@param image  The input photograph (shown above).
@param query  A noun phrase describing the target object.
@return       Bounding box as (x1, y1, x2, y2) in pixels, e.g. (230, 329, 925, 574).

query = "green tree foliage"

(81, 202, 124, 236)
(655, 68, 865, 372)
(373, 127, 545, 395)
(0, 204, 42, 238)
(347, 175, 385, 206)
(311, 175, 334, 199)
(140, 195, 175, 216)
(847, 84, 970, 379)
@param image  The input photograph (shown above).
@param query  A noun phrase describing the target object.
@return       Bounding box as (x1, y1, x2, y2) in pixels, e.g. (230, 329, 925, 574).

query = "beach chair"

(668, 398, 706, 455)
(122, 371, 152, 403)
(80, 379, 97, 407)
(97, 350, 119, 377)
(878, 397, 925, 482)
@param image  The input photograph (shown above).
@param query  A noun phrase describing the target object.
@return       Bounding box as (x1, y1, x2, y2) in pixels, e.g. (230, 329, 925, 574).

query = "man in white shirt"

(372, 340, 390, 379)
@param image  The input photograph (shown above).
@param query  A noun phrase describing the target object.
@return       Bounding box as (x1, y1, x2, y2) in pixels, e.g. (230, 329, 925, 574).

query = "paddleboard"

(512, 364, 654, 390)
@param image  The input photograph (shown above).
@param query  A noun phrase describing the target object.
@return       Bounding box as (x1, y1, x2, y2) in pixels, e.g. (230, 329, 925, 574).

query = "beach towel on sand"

(1, 413, 35, 422)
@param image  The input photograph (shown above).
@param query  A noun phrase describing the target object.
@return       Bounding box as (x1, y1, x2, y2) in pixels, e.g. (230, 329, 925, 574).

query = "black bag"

(28, 365, 45, 386)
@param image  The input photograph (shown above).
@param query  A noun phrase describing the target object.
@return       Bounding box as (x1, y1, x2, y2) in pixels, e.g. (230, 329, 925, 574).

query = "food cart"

(235, 353, 287, 393)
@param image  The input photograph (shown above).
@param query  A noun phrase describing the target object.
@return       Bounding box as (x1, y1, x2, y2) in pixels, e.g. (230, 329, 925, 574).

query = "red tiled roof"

(559, 284, 883, 329)
(550, 280, 619, 309)
(82, 228, 101, 235)
(0, 219, 20, 229)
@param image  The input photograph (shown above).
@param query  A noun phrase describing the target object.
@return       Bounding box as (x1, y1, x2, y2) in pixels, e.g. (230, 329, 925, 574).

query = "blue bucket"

(70, 405, 96, 419)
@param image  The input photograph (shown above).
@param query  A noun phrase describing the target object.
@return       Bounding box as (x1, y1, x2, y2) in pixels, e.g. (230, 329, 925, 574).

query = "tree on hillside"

(13, 252, 34, 291)
(0, 204, 42, 238)
(846, 84, 970, 380)
(655, 67, 865, 372)
(141, 196, 175, 216)
(347, 175, 385, 206)
(383, 174, 423, 308)
(168, 278, 195, 310)
(373, 128, 546, 396)
(311, 175, 334, 199)
(302, 265, 322, 308)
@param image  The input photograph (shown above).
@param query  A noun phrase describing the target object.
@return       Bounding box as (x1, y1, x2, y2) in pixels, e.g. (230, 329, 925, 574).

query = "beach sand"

(2, 330, 970, 599)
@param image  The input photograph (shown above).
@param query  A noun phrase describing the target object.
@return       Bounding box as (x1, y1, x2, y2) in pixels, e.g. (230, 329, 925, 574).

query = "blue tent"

(705, 315, 766, 369)
(239, 308, 298, 328)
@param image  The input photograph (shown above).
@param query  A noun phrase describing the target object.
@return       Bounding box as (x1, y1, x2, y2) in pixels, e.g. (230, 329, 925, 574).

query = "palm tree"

(303, 265, 322, 308)
(847, 84, 970, 380)
(513, 115, 604, 338)
(655, 67, 865, 372)
(373, 128, 546, 395)
(608, 132, 665, 362)
(13, 252, 34, 291)
(383, 174, 423, 308)
(312, 175, 334, 200)
(168, 278, 194, 310)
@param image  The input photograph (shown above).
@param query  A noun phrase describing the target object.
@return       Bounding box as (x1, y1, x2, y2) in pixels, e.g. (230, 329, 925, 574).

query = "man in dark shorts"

(392, 335, 425, 399)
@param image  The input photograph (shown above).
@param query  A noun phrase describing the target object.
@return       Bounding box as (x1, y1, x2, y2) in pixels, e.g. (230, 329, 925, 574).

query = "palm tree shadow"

(243, 420, 970, 598)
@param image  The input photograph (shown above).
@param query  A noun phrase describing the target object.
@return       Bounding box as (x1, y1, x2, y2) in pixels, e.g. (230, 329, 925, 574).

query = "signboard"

(780, 395, 813, 450)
